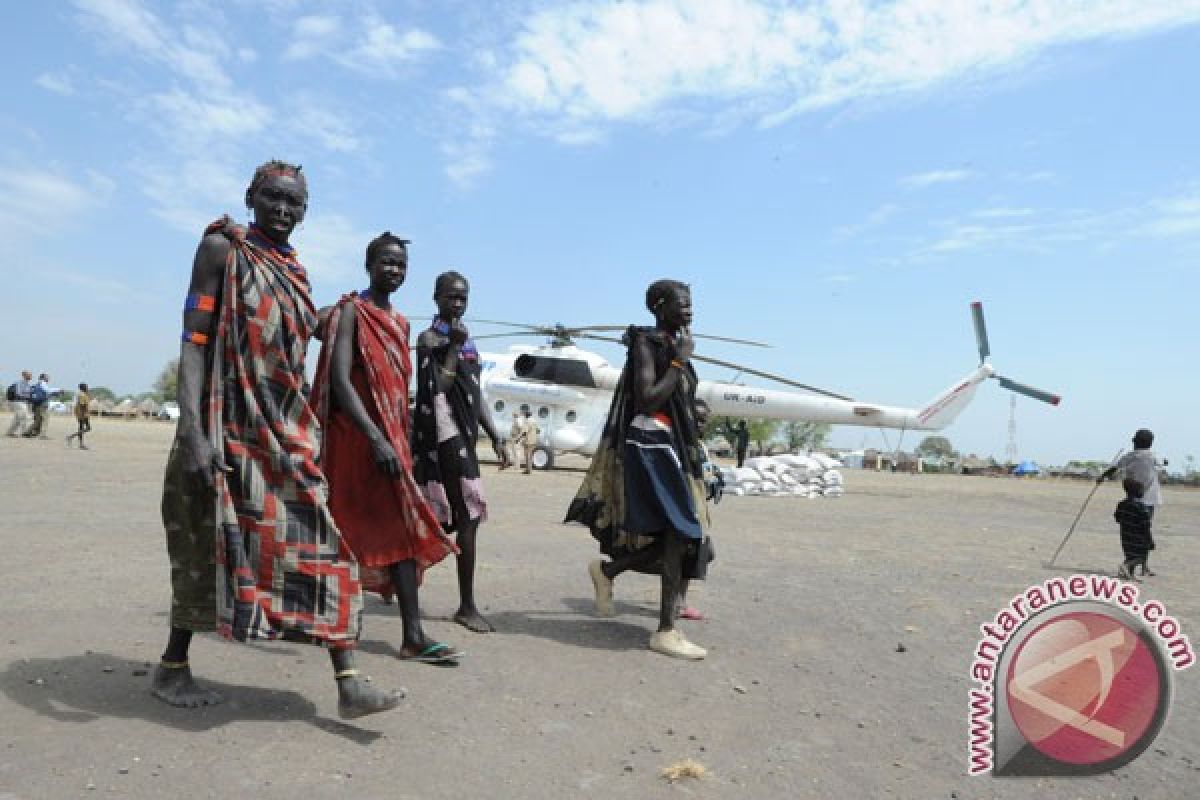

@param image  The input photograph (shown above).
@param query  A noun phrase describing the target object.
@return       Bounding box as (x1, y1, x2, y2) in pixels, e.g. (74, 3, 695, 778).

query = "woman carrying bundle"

(565, 279, 712, 660)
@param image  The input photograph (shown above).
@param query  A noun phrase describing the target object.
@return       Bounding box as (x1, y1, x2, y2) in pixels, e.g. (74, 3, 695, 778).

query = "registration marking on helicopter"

(721, 391, 767, 405)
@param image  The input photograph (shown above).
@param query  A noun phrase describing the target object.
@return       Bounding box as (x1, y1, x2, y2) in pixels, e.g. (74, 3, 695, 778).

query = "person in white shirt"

(1100, 428, 1166, 575)
(6, 370, 33, 437)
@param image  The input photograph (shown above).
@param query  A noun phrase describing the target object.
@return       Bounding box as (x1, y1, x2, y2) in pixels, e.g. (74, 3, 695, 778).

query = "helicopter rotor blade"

(970, 301, 991, 364)
(467, 318, 553, 331)
(460, 319, 771, 348)
(690, 333, 771, 348)
(690, 353, 853, 401)
(573, 332, 626, 345)
(565, 326, 769, 347)
(560, 325, 628, 333)
(994, 375, 1061, 406)
(468, 331, 548, 341)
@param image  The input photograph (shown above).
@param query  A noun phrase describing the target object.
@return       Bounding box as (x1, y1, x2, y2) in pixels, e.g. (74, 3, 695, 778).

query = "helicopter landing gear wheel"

(531, 446, 554, 471)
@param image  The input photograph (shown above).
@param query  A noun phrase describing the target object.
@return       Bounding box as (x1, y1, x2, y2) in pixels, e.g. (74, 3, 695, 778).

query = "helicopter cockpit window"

(493, 400, 505, 412)
(538, 407, 550, 419)
(513, 355, 596, 388)
(565, 410, 577, 423)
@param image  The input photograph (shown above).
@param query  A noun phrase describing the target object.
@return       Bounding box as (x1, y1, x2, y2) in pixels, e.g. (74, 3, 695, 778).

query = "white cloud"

(295, 213, 374, 286)
(337, 16, 440, 76)
(911, 203, 1162, 258)
(492, 0, 1200, 123)
(448, 0, 1200, 180)
(35, 72, 75, 96)
(834, 202, 898, 238)
(74, 0, 232, 88)
(71, 2, 368, 227)
(901, 169, 974, 188)
(1009, 170, 1056, 183)
(441, 92, 496, 186)
(0, 167, 112, 236)
(911, 185, 1200, 257)
(148, 88, 271, 147)
(47, 268, 163, 305)
(290, 96, 363, 153)
(973, 207, 1035, 219)
(284, 12, 440, 76)
(443, 146, 493, 188)
(1139, 189, 1200, 237)
(136, 158, 245, 234)
(285, 14, 341, 61)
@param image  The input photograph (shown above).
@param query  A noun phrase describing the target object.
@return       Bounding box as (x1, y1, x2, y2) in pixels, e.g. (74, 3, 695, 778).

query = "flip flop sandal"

(400, 642, 464, 664)
(679, 607, 706, 621)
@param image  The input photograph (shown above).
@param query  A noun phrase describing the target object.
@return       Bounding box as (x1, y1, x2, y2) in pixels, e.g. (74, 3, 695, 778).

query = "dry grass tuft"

(660, 758, 708, 783)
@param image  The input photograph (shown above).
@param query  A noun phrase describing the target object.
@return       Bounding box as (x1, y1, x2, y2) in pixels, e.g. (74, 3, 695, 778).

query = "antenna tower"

(1005, 395, 1018, 465)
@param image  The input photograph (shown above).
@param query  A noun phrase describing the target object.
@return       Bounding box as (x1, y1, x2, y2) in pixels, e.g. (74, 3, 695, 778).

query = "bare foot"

(337, 678, 405, 720)
(150, 665, 224, 708)
(453, 608, 495, 633)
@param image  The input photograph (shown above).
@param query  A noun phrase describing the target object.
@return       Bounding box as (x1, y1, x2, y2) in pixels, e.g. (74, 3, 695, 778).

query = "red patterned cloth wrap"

(313, 293, 458, 596)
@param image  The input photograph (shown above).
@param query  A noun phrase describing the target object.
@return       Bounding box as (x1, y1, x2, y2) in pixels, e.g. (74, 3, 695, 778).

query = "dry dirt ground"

(0, 415, 1196, 799)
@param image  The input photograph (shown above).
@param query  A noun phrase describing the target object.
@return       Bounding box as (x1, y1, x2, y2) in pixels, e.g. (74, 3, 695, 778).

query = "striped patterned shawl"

(205, 218, 361, 647)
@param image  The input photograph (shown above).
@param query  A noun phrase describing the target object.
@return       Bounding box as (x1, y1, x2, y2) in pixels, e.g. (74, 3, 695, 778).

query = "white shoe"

(649, 629, 706, 660)
(588, 560, 614, 617)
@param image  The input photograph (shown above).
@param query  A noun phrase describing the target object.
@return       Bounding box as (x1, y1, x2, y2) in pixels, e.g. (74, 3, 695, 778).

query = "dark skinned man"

(412, 272, 507, 634)
(152, 160, 400, 719)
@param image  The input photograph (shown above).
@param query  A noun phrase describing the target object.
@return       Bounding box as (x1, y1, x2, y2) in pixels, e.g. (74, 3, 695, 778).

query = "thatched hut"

(109, 398, 140, 418)
(137, 397, 162, 417)
(89, 397, 114, 416)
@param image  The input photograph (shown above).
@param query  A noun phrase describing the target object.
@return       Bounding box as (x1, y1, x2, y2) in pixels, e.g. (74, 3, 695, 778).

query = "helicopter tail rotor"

(971, 301, 1061, 406)
(995, 376, 1061, 406)
(970, 301, 991, 364)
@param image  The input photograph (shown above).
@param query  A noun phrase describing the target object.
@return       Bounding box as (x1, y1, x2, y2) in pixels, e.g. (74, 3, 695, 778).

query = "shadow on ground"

(480, 598, 658, 651)
(0, 652, 383, 744)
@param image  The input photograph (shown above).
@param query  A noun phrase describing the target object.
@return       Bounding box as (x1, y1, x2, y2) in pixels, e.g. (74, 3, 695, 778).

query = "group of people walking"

(7, 372, 59, 440)
(16, 155, 1149, 723)
(6, 372, 92, 448)
(152, 159, 715, 720)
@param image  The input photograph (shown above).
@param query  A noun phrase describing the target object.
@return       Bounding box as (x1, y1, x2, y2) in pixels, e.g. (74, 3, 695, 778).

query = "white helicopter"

(472, 302, 1059, 470)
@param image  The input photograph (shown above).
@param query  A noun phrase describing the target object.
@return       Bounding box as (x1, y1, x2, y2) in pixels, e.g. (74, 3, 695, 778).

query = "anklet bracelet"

(334, 669, 360, 680)
(159, 660, 189, 669)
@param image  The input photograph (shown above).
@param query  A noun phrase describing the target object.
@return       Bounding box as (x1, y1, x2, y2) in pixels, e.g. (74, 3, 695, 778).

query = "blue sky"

(2, 1, 1198, 469)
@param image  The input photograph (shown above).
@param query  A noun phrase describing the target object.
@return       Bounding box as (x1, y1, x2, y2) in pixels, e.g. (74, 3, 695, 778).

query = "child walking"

(1114, 478, 1154, 581)
(1100, 428, 1164, 576)
(65, 383, 92, 450)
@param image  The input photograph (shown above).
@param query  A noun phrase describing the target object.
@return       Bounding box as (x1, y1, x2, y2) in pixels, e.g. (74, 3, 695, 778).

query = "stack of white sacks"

(718, 453, 845, 498)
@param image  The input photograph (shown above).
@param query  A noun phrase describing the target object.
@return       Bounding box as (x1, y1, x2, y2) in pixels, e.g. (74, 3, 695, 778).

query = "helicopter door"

(525, 403, 555, 470)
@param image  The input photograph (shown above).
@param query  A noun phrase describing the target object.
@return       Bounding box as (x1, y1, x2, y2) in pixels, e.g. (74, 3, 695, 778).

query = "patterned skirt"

(617, 413, 712, 580)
